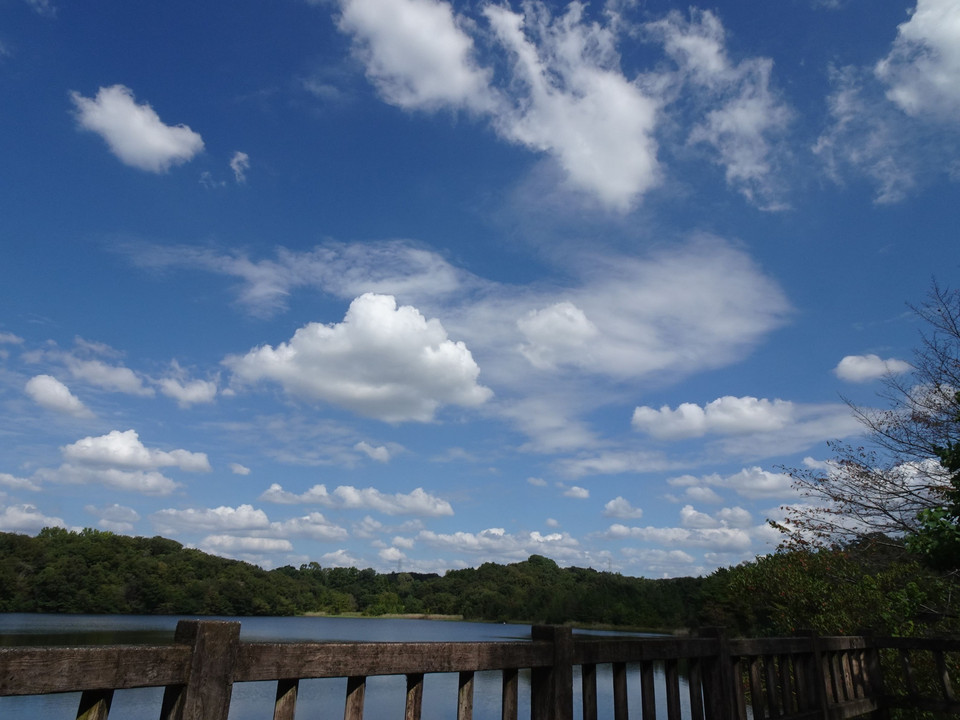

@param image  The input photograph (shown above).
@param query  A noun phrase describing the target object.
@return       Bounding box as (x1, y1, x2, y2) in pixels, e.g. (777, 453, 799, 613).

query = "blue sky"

(1, 0, 958, 577)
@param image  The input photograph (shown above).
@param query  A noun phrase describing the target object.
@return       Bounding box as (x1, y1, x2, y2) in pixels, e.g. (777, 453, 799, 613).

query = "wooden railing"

(1, 620, 959, 719)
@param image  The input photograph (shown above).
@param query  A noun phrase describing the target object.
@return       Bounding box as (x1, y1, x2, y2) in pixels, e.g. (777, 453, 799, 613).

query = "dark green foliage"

(0, 533, 707, 628)
(699, 538, 960, 638)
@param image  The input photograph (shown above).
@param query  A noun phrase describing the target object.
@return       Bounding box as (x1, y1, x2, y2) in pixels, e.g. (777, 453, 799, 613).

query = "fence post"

(530, 625, 573, 720)
(801, 629, 830, 719)
(859, 631, 890, 720)
(699, 628, 737, 720)
(160, 620, 241, 720)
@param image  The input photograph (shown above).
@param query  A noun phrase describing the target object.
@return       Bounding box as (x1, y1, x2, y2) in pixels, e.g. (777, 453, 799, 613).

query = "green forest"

(0, 526, 957, 638)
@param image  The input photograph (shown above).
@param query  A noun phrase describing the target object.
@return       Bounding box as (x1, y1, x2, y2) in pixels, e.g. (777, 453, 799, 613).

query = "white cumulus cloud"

(834, 354, 912, 382)
(201, 535, 294, 555)
(603, 496, 644, 519)
(152, 504, 271, 534)
(25, 374, 93, 417)
(275, 513, 350, 541)
(632, 396, 793, 439)
(517, 302, 599, 370)
(61, 429, 211, 472)
(70, 85, 204, 172)
(260, 483, 453, 517)
(158, 376, 218, 408)
(355, 441, 391, 462)
(225, 293, 492, 422)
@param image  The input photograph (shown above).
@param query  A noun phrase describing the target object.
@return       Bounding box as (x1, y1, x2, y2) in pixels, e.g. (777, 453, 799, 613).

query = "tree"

(780, 283, 960, 559)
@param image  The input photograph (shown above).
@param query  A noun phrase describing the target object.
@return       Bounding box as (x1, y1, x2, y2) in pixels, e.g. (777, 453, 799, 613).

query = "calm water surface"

(0, 614, 679, 719)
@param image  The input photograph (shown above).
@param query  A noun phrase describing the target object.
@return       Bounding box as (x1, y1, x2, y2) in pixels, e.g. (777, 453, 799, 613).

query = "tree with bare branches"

(779, 283, 960, 567)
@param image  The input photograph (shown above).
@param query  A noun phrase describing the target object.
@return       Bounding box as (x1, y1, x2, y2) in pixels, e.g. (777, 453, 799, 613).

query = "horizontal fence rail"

(1, 620, 959, 719)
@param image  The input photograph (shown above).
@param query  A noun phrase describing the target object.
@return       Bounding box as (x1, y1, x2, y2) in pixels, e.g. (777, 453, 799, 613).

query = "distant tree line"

(1, 527, 956, 638)
(0, 529, 704, 629)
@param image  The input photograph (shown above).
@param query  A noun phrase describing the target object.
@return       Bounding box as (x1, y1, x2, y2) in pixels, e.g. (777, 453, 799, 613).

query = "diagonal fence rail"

(1, 620, 958, 719)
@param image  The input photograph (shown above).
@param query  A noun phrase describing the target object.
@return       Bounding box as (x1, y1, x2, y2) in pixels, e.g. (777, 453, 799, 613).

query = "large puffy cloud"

(225, 293, 492, 422)
(70, 85, 204, 172)
(834, 354, 912, 382)
(62, 430, 211, 472)
(260, 483, 453, 517)
(875, 0, 960, 119)
(337, 0, 493, 111)
(24, 375, 93, 418)
(632, 396, 794, 439)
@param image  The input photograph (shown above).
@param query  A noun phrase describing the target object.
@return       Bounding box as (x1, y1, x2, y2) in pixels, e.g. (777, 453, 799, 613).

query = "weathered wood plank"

(777, 654, 794, 715)
(687, 657, 704, 720)
(76, 688, 113, 720)
(530, 625, 572, 720)
(612, 661, 628, 720)
(272, 678, 298, 720)
(405, 673, 424, 720)
(579, 663, 597, 720)
(501, 668, 518, 720)
(0, 646, 190, 695)
(163, 620, 240, 720)
(457, 671, 474, 720)
(573, 637, 717, 665)
(935, 650, 956, 702)
(665, 658, 681, 720)
(5, 621, 960, 720)
(639, 659, 655, 720)
(235, 641, 546, 681)
(764, 655, 780, 718)
(747, 656, 764, 719)
(344, 675, 365, 720)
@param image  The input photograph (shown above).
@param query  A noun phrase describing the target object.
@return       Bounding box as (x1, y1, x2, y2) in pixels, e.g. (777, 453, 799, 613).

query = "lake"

(0, 614, 681, 719)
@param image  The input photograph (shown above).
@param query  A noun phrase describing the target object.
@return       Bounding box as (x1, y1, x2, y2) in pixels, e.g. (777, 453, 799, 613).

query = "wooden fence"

(1, 620, 958, 719)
